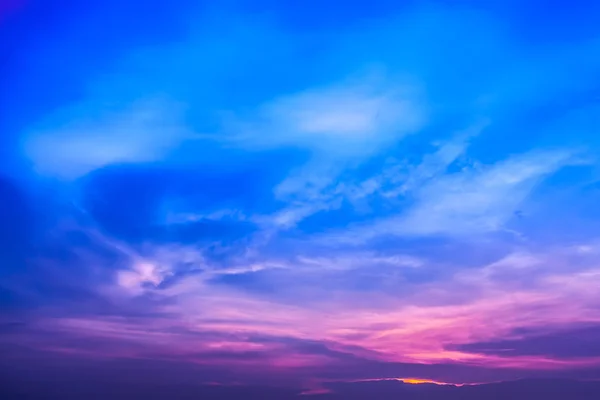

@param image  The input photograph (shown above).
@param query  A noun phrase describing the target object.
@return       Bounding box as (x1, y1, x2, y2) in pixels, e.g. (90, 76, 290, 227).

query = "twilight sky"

(2, 0, 600, 393)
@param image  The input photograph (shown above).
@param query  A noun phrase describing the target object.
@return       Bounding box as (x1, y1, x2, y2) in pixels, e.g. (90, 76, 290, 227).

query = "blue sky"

(2, 0, 600, 393)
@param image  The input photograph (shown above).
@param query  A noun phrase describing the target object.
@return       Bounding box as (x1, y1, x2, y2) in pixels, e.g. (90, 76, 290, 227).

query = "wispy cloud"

(22, 98, 191, 179)
(393, 148, 581, 236)
(225, 71, 426, 156)
(326, 147, 584, 242)
(223, 72, 428, 229)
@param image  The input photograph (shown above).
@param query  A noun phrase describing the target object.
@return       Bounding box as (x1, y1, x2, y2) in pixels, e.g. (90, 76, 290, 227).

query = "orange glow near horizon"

(399, 377, 456, 385)
(350, 377, 462, 386)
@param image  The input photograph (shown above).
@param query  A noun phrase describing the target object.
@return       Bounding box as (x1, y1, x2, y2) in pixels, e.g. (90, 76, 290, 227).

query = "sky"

(2, 0, 600, 395)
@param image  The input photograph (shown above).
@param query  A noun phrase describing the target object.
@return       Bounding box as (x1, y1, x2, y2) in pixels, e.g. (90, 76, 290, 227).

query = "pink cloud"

(13, 242, 600, 385)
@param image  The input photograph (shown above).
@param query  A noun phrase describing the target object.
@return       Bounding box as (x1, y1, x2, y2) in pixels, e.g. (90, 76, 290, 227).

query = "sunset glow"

(2, 1, 600, 398)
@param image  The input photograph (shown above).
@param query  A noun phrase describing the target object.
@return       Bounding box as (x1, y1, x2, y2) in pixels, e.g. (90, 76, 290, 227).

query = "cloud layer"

(2, 0, 600, 393)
